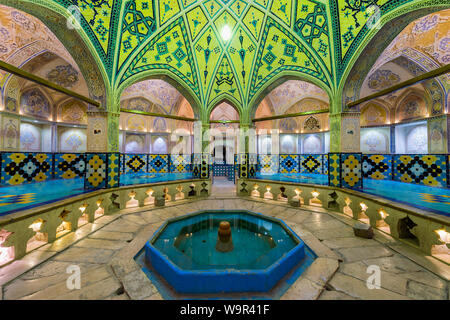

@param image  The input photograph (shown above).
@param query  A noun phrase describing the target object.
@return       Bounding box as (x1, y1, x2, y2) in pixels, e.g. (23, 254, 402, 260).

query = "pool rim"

(144, 209, 308, 293)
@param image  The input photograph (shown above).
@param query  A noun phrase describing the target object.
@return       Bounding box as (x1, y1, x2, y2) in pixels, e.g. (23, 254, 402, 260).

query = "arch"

(208, 98, 241, 122)
(0, 2, 108, 107)
(116, 70, 202, 118)
(57, 98, 88, 125)
(283, 97, 329, 115)
(248, 71, 333, 122)
(395, 89, 428, 123)
(19, 86, 52, 119)
(120, 96, 167, 115)
(279, 118, 298, 132)
(360, 100, 390, 126)
(341, 4, 450, 108)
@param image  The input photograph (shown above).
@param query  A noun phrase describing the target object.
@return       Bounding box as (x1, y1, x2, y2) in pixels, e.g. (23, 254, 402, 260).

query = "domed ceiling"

(0, 0, 448, 117)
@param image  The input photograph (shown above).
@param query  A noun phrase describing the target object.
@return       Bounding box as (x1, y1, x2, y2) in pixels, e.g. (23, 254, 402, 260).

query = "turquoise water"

(152, 212, 298, 270)
(2, 172, 448, 218)
(0, 178, 86, 216)
(255, 172, 328, 185)
(253, 173, 450, 217)
(0, 173, 193, 216)
(120, 172, 193, 186)
(363, 179, 450, 217)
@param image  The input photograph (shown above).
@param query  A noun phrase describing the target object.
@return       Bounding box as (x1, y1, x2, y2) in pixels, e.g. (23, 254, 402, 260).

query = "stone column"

(192, 121, 210, 179)
(85, 110, 120, 190)
(328, 97, 363, 189)
(237, 122, 257, 179)
(51, 123, 58, 153)
(390, 125, 396, 154)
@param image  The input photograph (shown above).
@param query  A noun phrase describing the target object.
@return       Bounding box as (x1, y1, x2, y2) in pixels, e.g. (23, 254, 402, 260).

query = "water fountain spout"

(216, 221, 234, 252)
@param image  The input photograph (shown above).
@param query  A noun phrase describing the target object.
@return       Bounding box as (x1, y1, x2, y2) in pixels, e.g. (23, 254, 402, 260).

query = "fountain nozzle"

(216, 221, 234, 252)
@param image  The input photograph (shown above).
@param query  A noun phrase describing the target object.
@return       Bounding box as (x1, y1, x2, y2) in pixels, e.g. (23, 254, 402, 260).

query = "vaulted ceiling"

(0, 0, 448, 119)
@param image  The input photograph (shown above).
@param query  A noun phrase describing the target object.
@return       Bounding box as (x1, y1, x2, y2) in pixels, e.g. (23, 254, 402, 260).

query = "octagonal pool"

(143, 210, 310, 294)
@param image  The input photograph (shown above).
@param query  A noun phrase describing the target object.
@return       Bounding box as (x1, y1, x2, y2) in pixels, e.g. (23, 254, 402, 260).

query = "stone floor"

(0, 191, 449, 300)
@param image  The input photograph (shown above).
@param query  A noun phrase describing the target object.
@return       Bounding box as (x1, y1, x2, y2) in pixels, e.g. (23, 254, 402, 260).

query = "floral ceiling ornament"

(303, 116, 320, 131)
(46, 65, 79, 88)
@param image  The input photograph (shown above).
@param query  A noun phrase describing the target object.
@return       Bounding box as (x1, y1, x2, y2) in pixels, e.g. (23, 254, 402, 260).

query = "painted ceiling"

(0, 0, 448, 121)
(358, 9, 449, 115)
(0, 0, 446, 119)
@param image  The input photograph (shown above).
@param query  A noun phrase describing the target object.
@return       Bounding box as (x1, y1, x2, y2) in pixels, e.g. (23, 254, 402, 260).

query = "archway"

(0, 6, 100, 154)
(119, 78, 195, 155)
(253, 80, 330, 156)
(209, 101, 240, 166)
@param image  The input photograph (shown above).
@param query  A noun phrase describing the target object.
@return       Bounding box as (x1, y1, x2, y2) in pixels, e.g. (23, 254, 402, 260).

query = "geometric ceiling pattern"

(2, 0, 449, 117)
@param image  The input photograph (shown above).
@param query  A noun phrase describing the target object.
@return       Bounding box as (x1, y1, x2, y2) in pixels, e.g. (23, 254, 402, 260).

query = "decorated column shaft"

(85, 108, 120, 190)
(192, 121, 210, 179)
(328, 98, 362, 189)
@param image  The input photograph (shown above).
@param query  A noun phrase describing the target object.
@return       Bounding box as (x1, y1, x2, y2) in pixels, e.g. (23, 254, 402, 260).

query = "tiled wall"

(280, 155, 299, 173)
(124, 154, 147, 174)
(0, 152, 192, 188)
(256, 154, 329, 175)
(393, 154, 447, 188)
(327, 153, 363, 189)
(363, 154, 448, 188)
(0, 152, 85, 186)
(170, 154, 191, 173)
(362, 154, 392, 180)
(300, 155, 323, 174)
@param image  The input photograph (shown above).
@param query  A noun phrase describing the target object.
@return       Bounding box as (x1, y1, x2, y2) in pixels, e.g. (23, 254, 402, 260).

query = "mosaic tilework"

(108, 153, 120, 188)
(119, 153, 125, 173)
(0, 193, 36, 208)
(237, 154, 248, 179)
(258, 155, 279, 174)
(192, 154, 201, 179)
(202, 154, 211, 179)
(228, 164, 235, 181)
(84, 153, 107, 190)
(394, 155, 447, 187)
(148, 154, 169, 173)
(448, 155, 450, 188)
(124, 154, 148, 174)
(170, 154, 191, 173)
(300, 155, 323, 174)
(213, 164, 233, 177)
(280, 154, 299, 173)
(323, 154, 328, 175)
(341, 153, 363, 189)
(328, 153, 341, 187)
(248, 153, 257, 178)
(362, 154, 392, 180)
(54, 153, 86, 180)
(1, 153, 52, 186)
